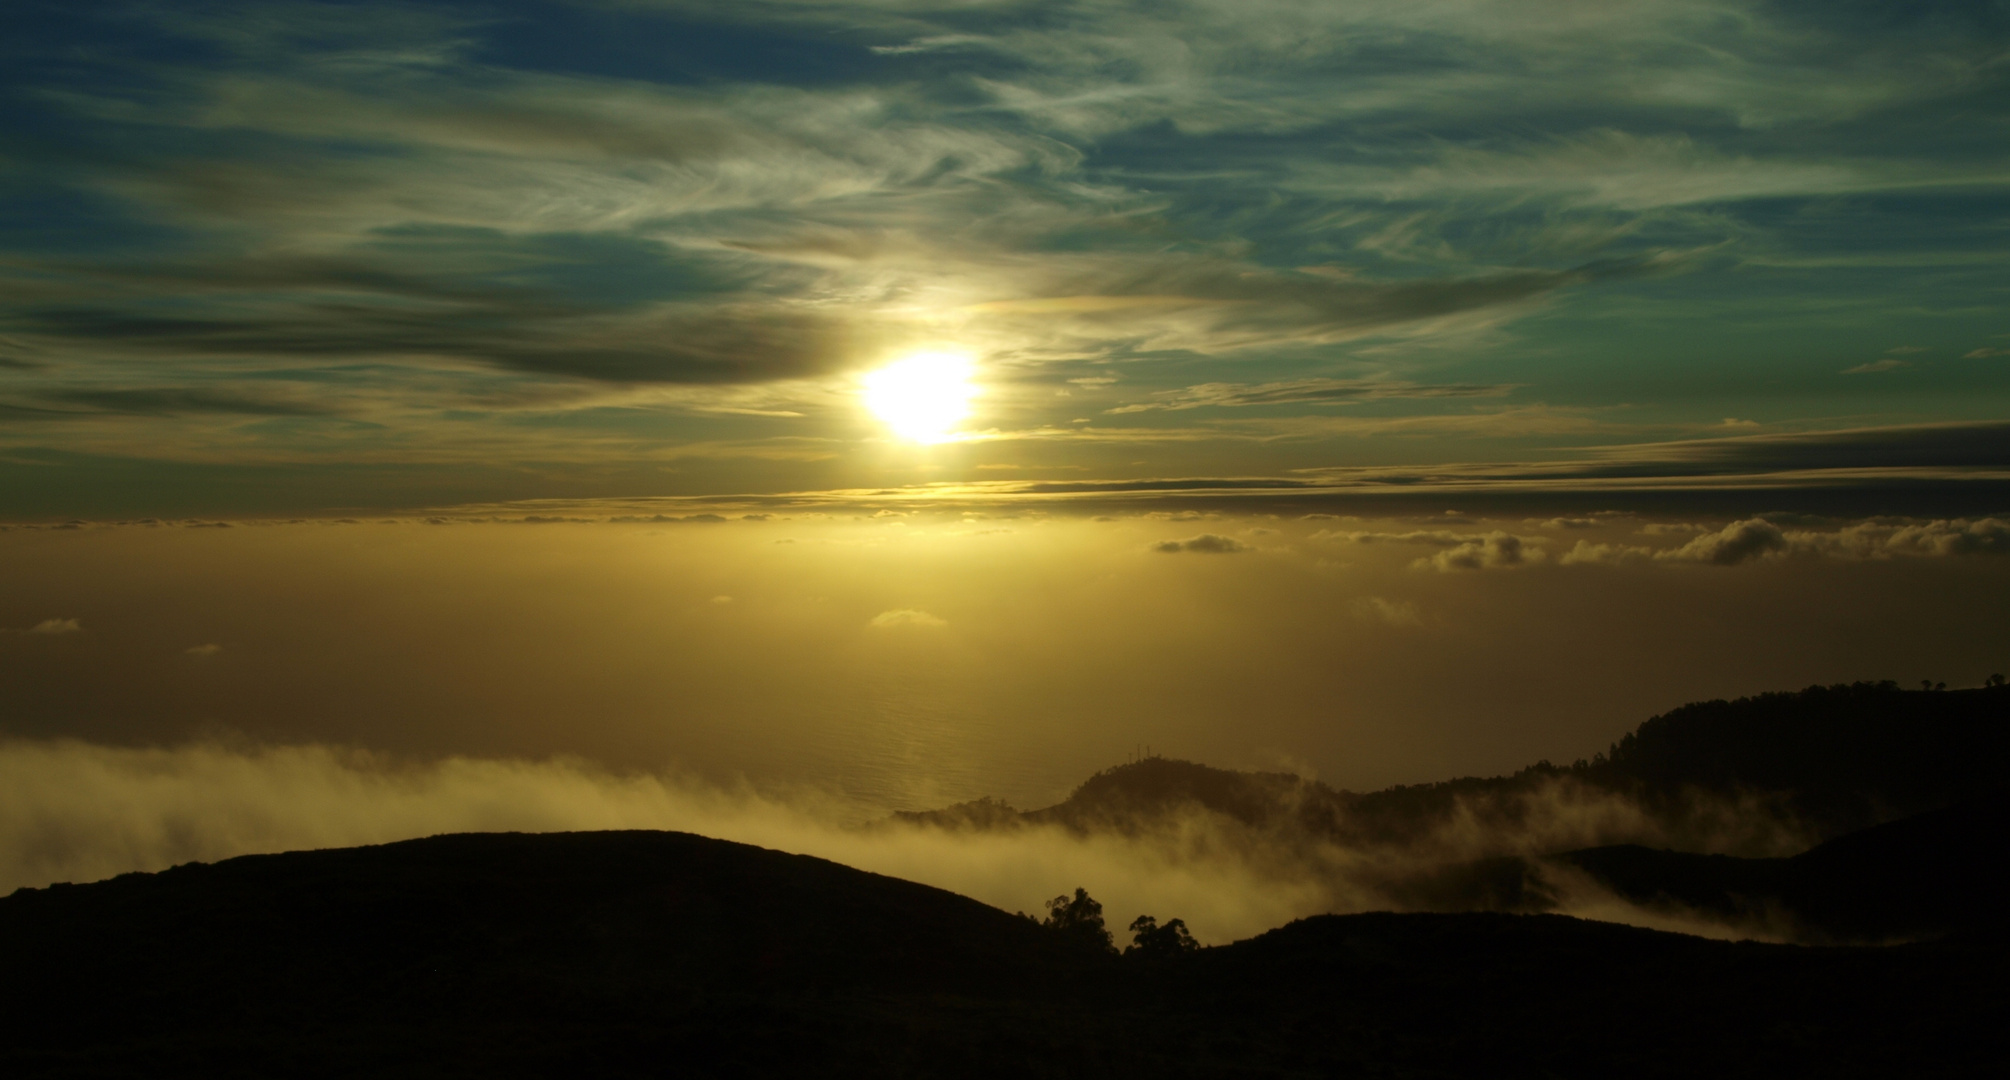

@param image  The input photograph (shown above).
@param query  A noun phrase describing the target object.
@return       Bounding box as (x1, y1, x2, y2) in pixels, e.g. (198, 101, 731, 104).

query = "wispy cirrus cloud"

(25, 387, 341, 418)
(1, 1, 2005, 515)
(1107, 378, 1514, 414)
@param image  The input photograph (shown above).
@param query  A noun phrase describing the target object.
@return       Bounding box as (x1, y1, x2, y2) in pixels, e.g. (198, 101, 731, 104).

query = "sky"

(2, 0, 2006, 516)
(2, 2, 2008, 907)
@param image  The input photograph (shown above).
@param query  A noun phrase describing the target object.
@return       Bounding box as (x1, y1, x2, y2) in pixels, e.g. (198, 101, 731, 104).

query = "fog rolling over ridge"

(890, 681, 2010, 942)
(8, 682, 2002, 945)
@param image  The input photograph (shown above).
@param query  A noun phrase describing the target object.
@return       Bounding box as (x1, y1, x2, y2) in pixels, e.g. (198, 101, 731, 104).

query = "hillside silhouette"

(5, 681, 2005, 1074)
(1584, 681, 2010, 830)
(1543, 797, 2010, 942)
(898, 682, 2010, 851)
(3, 830, 2002, 1078)
(1, 832, 1106, 1077)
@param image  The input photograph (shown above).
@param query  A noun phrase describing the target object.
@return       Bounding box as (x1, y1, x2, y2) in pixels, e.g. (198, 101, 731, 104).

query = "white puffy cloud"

(1660, 518, 1789, 565)
(1311, 529, 1471, 545)
(1152, 534, 1249, 554)
(1311, 526, 1542, 571)
(1801, 518, 2010, 559)
(1415, 531, 1540, 572)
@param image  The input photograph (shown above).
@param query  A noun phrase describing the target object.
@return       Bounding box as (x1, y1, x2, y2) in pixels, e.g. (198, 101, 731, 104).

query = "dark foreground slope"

(3, 831, 2003, 1079)
(0, 831, 1099, 1077)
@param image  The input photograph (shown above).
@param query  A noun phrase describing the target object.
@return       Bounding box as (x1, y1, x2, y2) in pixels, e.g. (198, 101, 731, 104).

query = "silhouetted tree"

(1042, 887, 1115, 953)
(1125, 914, 1197, 958)
(1989, 673, 2006, 687)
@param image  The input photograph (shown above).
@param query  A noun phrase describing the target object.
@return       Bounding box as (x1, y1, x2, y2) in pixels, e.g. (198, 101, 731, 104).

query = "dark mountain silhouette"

(1027, 757, 1315, 831)
(1374, 797, 2010, 941)
(1583, 681, 2010, 831)
(5, 681, 2004, 1073)
(898, 682, 2010, 851)
(2, 830, 2003, 1078)
(891, 757, 1342, 839)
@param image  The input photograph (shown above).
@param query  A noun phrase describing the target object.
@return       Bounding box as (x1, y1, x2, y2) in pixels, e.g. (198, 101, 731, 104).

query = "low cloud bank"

(1310, 516, 2009, 572)
(1564, 517, 2010, 566)
(0, 739, 1824, 945)
(1418, 531, 1538, 571)
(1311, 527, 1545, 571)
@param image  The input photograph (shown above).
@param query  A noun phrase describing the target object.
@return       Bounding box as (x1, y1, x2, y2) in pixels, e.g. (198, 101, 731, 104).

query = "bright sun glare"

(861, 351, 978, 443)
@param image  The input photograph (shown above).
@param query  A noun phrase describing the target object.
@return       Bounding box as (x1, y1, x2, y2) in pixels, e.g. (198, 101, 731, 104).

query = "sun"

(861, 351, 979, 443)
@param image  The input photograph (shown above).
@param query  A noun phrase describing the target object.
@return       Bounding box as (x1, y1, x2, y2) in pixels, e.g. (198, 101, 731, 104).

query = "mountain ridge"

(897, 682, 2010, 851)
(4, 679, 2006, 1074)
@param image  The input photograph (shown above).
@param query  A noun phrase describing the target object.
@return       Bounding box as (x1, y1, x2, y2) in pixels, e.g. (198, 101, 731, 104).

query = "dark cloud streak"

(29, 387, 338, 418)
(6, 300, 861, 385)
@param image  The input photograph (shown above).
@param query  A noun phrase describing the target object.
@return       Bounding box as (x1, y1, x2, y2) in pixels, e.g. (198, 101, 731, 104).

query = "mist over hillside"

(904, 682, 2009, 842)
(1, 680, 2001, 946)
(892, 682, 2010, 940)
(3, 680, 2004, 1074)
(4, 829, 2001, 1078)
